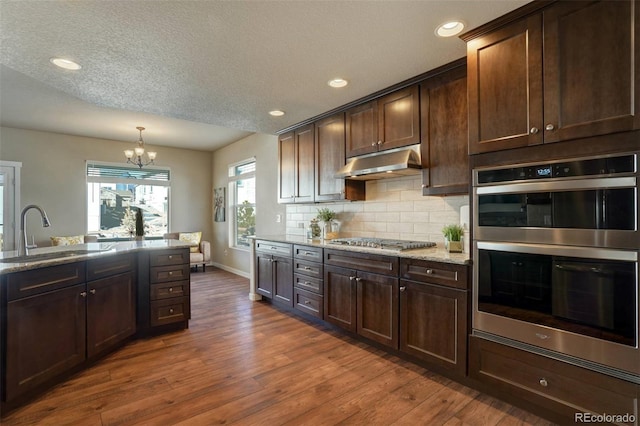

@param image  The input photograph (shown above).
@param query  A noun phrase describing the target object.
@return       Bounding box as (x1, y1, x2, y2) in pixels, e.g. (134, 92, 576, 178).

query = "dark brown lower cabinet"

(469, 336, 640, 424)
(399, 280, 467, 376)
(324, 264, 399, 349)
(256, 254, 293, 307)
(87, 272, 136, 358)
(5, 283, 86, 400)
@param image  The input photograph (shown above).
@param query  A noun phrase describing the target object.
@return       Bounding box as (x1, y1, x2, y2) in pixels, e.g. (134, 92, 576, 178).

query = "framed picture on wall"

(214, 187, 225, 222)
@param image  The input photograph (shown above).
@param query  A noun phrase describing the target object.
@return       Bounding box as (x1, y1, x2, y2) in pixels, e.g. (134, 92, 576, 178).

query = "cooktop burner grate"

(328, 237, 436, 251)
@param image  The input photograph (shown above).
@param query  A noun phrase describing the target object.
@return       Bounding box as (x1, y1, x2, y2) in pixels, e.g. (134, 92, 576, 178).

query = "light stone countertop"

(253, 235, 471, 265)
(0, 239, 193, 275)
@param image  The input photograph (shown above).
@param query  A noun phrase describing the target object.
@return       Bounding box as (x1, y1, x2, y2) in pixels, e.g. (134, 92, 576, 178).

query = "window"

(228, 158, 256, 249)
(87, 162, 170, 238)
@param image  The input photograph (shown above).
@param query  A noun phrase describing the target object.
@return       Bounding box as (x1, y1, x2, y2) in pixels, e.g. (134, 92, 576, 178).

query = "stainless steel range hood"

(335, 144, 422, 180)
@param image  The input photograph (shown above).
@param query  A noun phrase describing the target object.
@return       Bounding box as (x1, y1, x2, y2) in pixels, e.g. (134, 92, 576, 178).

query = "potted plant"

(316, 208, 337, 240)
(442, 224, 464, 253)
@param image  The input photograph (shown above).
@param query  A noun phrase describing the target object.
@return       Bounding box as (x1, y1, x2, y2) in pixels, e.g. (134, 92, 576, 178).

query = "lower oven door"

(474, 241, 639, 378)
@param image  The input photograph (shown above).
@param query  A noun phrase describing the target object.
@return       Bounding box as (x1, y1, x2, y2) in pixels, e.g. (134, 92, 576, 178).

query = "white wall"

(211, 132, 286, 276)
(0, 127, 212, 248)
(286, 175, 469, 246)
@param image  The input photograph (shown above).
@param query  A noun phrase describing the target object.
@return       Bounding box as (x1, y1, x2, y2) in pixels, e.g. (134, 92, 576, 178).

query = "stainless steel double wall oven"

(472, 152, 639, 382)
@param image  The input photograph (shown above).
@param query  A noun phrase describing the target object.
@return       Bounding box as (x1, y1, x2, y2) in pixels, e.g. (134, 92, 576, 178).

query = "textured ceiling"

(0, 0, 529, 152)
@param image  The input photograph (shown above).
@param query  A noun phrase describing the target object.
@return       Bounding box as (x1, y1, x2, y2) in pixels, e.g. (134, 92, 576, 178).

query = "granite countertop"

(253, 235, 471, 265)
(0, 239, 193, 274)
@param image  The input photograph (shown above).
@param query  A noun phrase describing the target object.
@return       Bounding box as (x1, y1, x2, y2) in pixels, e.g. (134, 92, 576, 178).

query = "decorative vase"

(445, 237, 463, 253)
(323, 221, 338, 240)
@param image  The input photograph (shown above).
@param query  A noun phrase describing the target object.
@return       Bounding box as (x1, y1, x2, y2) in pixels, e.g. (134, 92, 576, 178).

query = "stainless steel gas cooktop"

(328, 237, 436, 251)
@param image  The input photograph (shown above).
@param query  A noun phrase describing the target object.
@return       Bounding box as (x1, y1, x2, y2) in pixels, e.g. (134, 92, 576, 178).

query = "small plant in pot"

(316, 208, 338, 240)
(442, 224, 464, 253)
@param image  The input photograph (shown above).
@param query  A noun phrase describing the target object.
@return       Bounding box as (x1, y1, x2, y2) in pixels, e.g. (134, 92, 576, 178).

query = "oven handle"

(477, 241, 638, 262)
(476, 176, 636, 195)
(554, 263, 612, 275)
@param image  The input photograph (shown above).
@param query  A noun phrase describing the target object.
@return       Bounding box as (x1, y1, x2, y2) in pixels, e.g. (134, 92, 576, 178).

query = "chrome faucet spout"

(19, 205, 51, 256)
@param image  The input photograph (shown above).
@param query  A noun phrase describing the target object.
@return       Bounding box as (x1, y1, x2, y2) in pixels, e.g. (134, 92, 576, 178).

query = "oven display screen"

(535, 166, 552, 178)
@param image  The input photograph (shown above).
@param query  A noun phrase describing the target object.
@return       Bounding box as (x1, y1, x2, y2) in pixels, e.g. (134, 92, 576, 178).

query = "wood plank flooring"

(1, 268, 554, 425)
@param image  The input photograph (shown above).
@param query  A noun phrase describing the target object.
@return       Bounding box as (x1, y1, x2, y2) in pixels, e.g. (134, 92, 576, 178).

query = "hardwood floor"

(1, 268, 554, 425)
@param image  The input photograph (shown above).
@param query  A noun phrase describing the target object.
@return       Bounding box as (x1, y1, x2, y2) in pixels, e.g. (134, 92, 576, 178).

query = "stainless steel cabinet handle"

(355, 277, 362, 282)
(377, 141, 382, 145)
(169, 308, 174, 314)
(426, 269, 435, 275)
(80, 291, 87, 297)
(530, 127, 539, 134)
(304, 251, 313, 255)
(168, 255, 173, 260)
(168, 287, 173, 293)
(303, 266, 311, 270)
(371, 142, 377, 147)
(304, 300, 311, 305)
(539, 378, 548, 387)
(169, 271, 173, 276)
(400, 286, 406, 292)
(89, 289, 96, 295)
(545, 124, 555, 131)
(304, 281, 312, 286)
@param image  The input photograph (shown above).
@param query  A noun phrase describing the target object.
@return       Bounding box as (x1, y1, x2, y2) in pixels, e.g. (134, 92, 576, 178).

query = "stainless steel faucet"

(19, 205, 51, 256)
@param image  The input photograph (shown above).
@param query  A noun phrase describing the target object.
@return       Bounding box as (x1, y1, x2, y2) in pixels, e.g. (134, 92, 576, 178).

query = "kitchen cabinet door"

(377, 85, 420, 152)
(256, 252, 275, 298)
(5, 283, 86, 400)
(324, 265, 357, 332)
(87, 272, 136, 358)
(356, 270, 399, 349)
(400, 280, 468, 376)
(315, 113, 365, 202)
(467, 14, 543, 154)
(346, 100, 378, 157)
(272, 255, 293, 308)
(542, 0, 640, 143)
(420, 63, 469, 195)
(278, 125, 315, 203)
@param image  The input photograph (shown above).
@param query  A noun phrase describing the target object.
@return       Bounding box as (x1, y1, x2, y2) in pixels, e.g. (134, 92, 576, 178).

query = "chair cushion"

(189, 252, 205, 264)
(179, 232, 202, 253)
(51, 235, 85, 246)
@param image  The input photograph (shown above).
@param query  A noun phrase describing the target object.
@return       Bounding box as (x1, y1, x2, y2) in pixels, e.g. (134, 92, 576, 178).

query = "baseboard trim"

(209, 262, 250, 279)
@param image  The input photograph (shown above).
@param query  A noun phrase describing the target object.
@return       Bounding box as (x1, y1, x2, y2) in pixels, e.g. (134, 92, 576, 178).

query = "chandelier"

(124, 126, 157, 168)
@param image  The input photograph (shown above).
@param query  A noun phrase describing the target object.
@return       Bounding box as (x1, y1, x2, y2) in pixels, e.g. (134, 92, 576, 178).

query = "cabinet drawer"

(150, 264, 190, 284)
(294, 245, 323, 262)
(255, 240, 292, 257)
(294, 274, 323, 294)
(469, 336, 639, 423)
(325, 249, 398, 277)
(6, 262, 86, 301)
(87, 254, 134, 281)
(294, 287, 323, 319)
(150, 297, 189, 326)
(149, 249, 189, 267)
(293, 259, 323, 279)
(150, 280, 189, 300)
(400, 258, 468, 290)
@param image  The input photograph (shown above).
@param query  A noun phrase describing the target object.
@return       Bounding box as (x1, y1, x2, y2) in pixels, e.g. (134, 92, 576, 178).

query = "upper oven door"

(474, 176, 638, 250)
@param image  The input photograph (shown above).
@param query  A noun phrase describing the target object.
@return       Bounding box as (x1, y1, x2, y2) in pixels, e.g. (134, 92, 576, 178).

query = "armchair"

(163, 232, 211, 271)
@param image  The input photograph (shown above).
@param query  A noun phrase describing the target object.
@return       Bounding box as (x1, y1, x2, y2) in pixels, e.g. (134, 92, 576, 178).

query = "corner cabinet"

(420, 61, 469, 195)
(278, 124, 315, 204)
(345, 85, 420, 158)
(255, 240, 293, 307)
(465, 0, 640, 154)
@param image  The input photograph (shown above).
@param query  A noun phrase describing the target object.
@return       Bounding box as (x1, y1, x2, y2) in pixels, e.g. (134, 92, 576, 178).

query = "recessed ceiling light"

(328, 78, 348, 88)
(435, 21, 465, 37)
(269, 110, 285, 117)
(50, 57, 82, 70)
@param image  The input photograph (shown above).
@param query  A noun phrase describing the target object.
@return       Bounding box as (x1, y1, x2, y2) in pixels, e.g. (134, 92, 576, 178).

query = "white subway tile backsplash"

(285, 175, 469, 242)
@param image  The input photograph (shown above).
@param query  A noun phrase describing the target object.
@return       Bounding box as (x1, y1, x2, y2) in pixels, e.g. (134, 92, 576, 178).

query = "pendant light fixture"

(124, 126, 157, 168)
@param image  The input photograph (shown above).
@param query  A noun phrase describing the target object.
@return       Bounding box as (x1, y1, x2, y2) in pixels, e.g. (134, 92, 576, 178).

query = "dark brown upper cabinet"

(278, 124, 315, 204)
(465, 0, 640, 155)
(346, 85, 420, 158)
(420, 62, 469, 195)
(315, 113, 365, 202)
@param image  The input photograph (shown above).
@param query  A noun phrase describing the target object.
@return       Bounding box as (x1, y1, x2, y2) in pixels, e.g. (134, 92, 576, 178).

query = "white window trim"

(228, 157, 256, 251)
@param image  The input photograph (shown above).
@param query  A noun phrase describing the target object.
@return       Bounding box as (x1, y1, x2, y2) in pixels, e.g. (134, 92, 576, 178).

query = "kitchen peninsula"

(0, 240, 193, 409)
